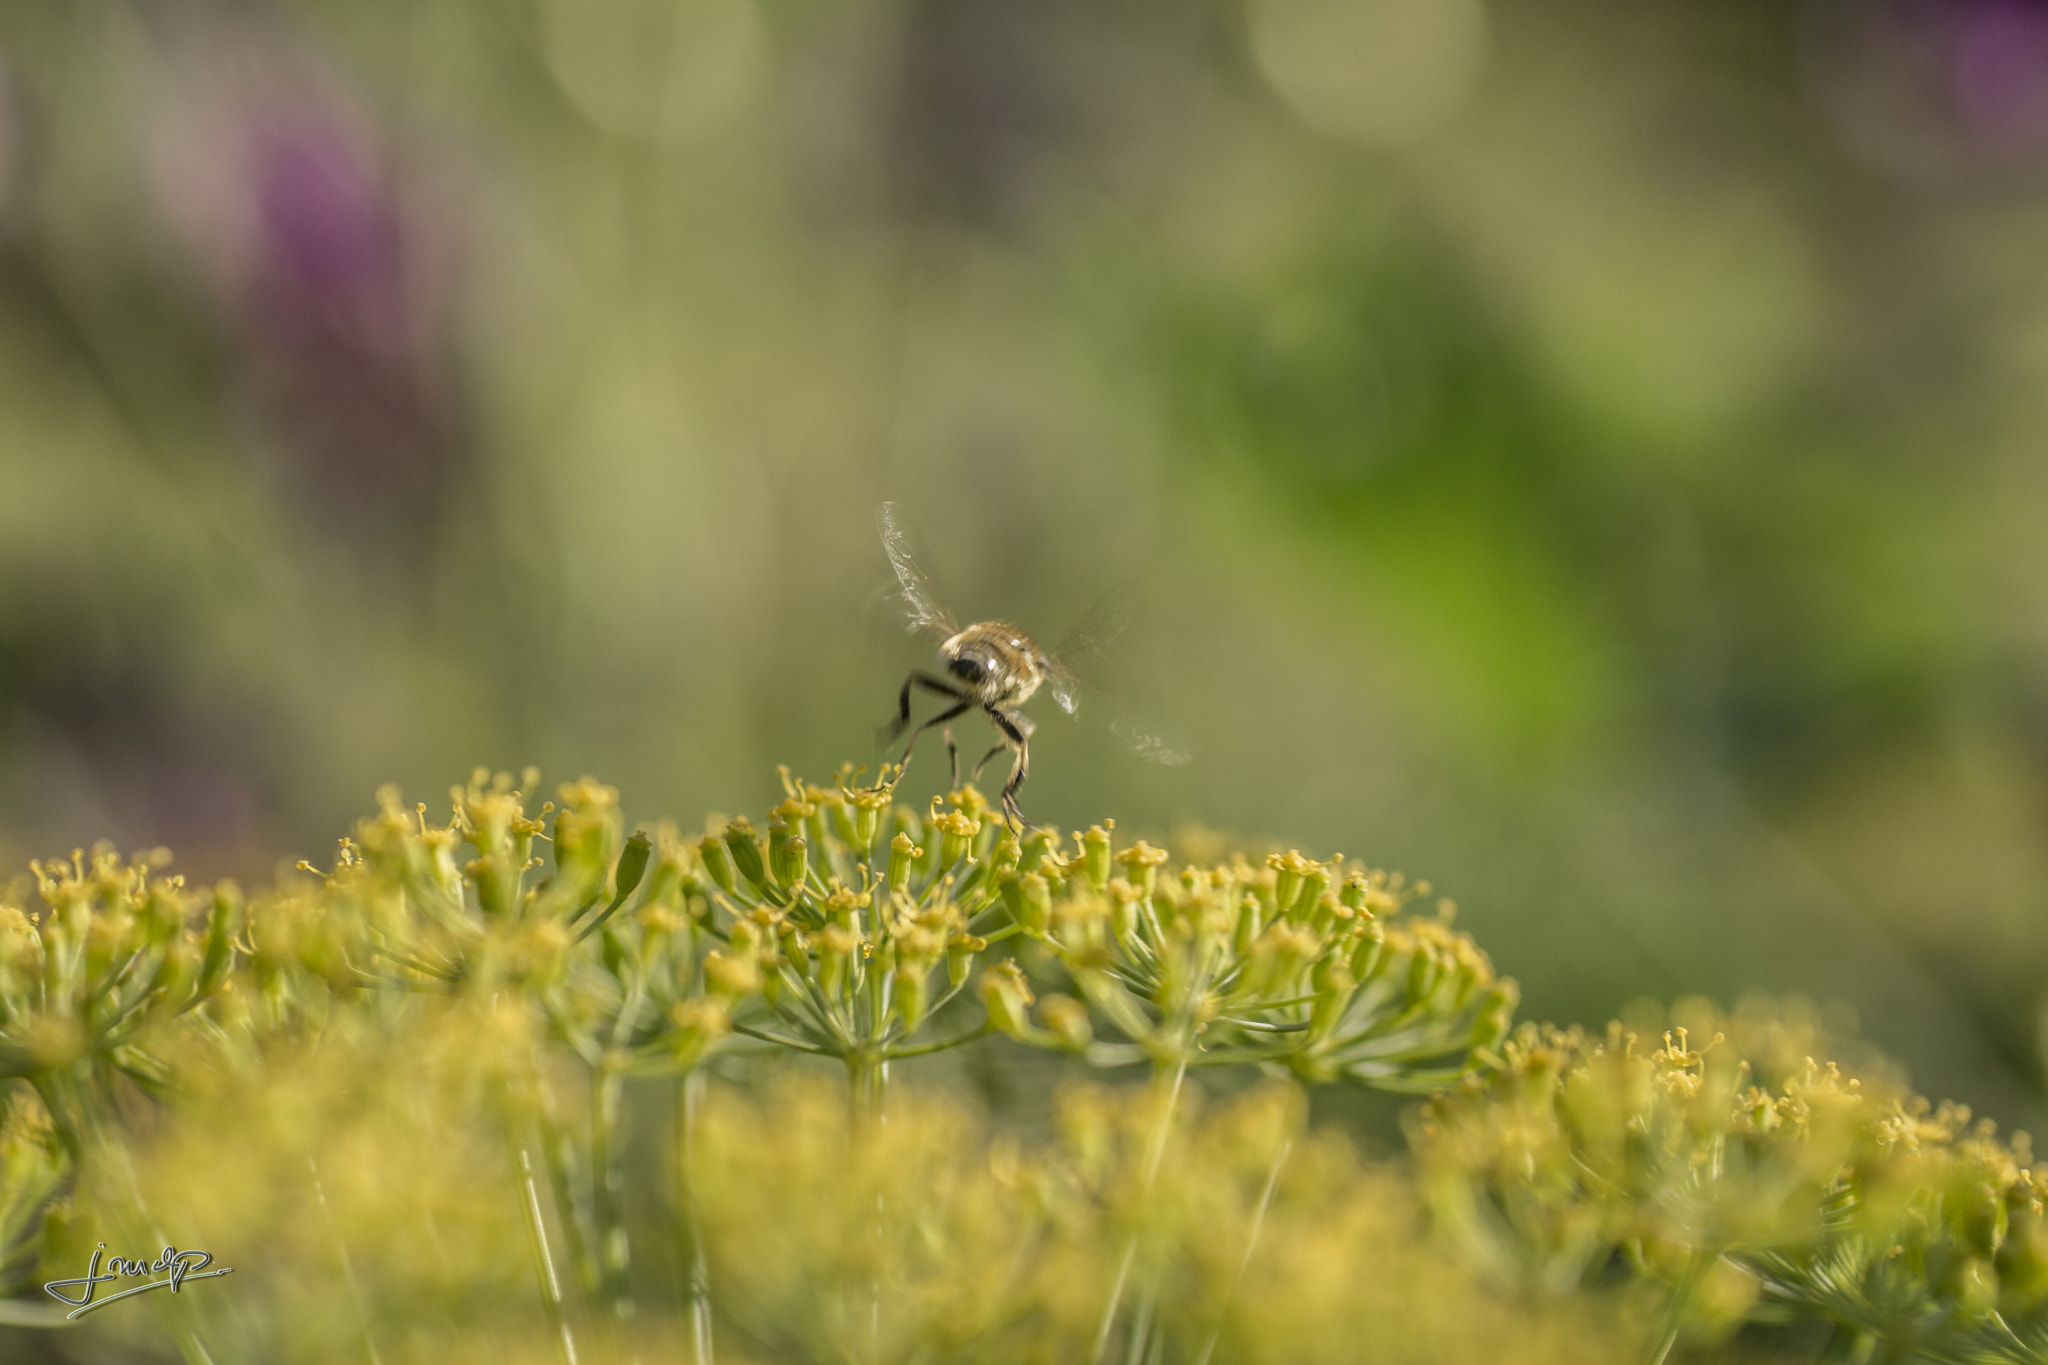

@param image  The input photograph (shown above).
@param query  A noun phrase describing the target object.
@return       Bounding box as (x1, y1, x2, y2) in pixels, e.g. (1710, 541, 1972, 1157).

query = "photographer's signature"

(43, 1243, 233, 1320)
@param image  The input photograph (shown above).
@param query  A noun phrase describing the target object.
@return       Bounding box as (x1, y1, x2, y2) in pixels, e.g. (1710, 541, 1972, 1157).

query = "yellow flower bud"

(1039, 994, 1093, 1052)
(1115, 841, 1169, 900)
(888, 831, 920, 888)
(697, 835, 737, 895)
(981, 961, 1036, 1038)
(1081, 824, 1115, 893)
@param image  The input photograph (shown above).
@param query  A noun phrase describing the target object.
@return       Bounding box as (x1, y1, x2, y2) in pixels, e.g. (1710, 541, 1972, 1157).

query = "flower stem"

(513, 1138, 581, 1365)
(309, 1155, 383, 1365)
(1647, 1251, 1712, 1365)
(591, 1061, 636, 1329)
(1090, 1054, 1188, 1365)
(1191, 1137, 1291, 1365)
(534, 1078, 600, 1298)
(674, 1070, 715, 1365)
(847, 1051, 888, 1361)
(847, 1051, 887, 1133)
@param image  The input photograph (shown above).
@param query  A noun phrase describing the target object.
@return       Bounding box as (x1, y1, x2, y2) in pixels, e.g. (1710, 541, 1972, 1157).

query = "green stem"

(591, 1062, 635, 1327)
(87, 1082, 222, 1365)
(171, 1330, 221, 1365)
(308, 1156, 384, 1365)
(1089, 1054, 1189, 1365)
(674, 1071, 715, 1365)
(1121, 1292, 1158, 1365)
(1647, 1251, 1713, 1365)
(847, 1052, 888, 1360)
(1814, 1326, 1852, 1364)
(730, 1023, 834, 1056)
(882, 1021, 994, 1060)
(28, 1068, 97, 1167)
(846, 1051, 887, 1137)
(512, 1138, 582, 1365)
(1190, 1137, 1291, 1365)
(535, 1079, 600, 1297)
(771, 971, 851, 1046)
(1814, 1322, 1872, 1363)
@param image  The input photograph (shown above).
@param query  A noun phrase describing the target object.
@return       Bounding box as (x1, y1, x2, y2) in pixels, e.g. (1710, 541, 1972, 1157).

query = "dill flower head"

(0, 762, 2037, 1365)
(994, 828, 1514, 1091)
(68, 1006, 536, 1362)
(1409, 996, 2048, 1355)
(688, 1075, 1632, 1365)
(0, 846, 235, 1155)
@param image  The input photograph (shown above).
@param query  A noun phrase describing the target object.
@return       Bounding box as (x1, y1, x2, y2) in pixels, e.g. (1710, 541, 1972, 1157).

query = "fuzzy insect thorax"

(939, 622, 1047, 708)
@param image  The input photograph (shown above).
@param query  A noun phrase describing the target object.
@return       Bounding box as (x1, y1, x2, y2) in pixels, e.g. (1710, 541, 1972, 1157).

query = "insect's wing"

(1046, 587, 1136, 714)
(1046, 661, 1083, 715)
(876, 502, 959, 638)
(1110, 719, 1192, 767)
(1047, 588, 1193, 766)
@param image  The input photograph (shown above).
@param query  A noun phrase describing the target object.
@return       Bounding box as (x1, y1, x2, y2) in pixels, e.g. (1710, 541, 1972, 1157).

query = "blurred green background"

(1, 0, 2045, 1127)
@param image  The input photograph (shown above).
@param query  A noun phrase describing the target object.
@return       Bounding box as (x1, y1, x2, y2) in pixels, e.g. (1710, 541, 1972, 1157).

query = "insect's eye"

(948, 656, 986, 683)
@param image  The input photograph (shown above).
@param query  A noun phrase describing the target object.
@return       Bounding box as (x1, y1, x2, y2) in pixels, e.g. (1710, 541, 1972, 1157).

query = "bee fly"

(875, 503, 1088, 830)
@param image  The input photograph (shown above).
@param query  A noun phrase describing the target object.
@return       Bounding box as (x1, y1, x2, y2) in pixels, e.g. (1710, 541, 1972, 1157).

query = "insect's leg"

(986, 707, 1032, 830)
(886, 673, 917, 742)
(969, 744, 1006, 783)
(897, 698, 972, 775)
(883, 672, 966, 743)
(973, 708, 1032, 782)
(877, 675, 969, 785)
(945, 729, 960, 789)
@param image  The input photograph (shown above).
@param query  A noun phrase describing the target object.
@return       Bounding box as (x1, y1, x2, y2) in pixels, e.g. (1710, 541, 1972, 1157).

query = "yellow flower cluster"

(1410, 999, 2048, 1360)
(0, 766, 2038, 1363)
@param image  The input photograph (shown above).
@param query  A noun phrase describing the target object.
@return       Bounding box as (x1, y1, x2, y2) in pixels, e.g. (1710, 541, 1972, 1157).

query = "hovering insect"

(875, 502, 1184, 830)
